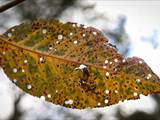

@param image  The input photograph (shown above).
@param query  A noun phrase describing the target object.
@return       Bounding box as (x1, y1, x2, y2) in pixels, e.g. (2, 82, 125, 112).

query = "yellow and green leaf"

(0, 19, 160, 109)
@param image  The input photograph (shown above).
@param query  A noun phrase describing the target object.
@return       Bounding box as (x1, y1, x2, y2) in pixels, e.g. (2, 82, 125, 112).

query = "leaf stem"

(0, 0, 26, 13)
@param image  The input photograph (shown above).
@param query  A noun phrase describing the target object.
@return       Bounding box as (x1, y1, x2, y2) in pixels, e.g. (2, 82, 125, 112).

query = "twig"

(0, 0, 26, 13)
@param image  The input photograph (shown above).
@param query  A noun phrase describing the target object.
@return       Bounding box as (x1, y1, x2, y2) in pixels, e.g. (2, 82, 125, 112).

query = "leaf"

(0, 19, 160, 109)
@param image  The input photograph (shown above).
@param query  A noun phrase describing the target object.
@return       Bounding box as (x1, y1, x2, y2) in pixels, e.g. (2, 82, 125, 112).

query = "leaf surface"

(0, 19, 160, 109)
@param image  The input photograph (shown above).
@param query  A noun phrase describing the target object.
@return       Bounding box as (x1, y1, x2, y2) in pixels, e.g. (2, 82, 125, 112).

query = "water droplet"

(42, 29, 47, 34)
(148, 74, 152, 78)
(72, 24, 76, 27)
(105, 90, 109, 94)
(105, 72, 109, 76)
(122, 59, 126, 63)
(49, 47, 53, 50)
(27, 84, 32, 90)
(39, 57, 45, 62)
(49, 45, 53, 50)
(24, 60, 28, 64)
(114, 58, 118, 63)
(22, 69, 25, 73)
(74, 40, 78, 44)
(114, 90, 118, 93)
(70, 32, 73, 36)
(146, 74, 152, 79)
(147, 76, 150, 79)
(105, 60, 108, 64)
(97, 102, 101, 106)
(136, 79, 141, 83)
(103, 66, 106, 69)
(77, 64, 87, 70)
(82, 34, 86, 37)
(65, 99, 73, 105)
(55, 90, 58, 93)
(47, 94, 51, 98)
(7, 33, 12, 37)
(105, 99, 109, 104)
(92, 32, 97, 35)
(58, 35, 63, 40)
(133, 92, 138, 97)
(139, 60, 143, 64)
(56, 41, 59, 44)
(2, 52, 6, 55)
(13, 68, 17, 73)
(11, 29, 15, 32)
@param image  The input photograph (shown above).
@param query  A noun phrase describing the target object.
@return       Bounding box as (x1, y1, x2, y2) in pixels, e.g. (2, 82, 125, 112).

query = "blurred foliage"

(15, 0, 76, 20)
(104, 16, 130, 56)
(0, 0, 159, 120)
(116, 95, 160, 120)
(141, 30, 159, 49)
(9, 93, 25, 120)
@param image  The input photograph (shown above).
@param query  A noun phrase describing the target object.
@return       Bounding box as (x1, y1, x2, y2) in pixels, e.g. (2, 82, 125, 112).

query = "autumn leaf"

(0, 19, 160, 109)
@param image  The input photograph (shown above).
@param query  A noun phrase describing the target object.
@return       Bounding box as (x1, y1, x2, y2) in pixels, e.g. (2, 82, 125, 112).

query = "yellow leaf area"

(0, 19, 160, 109)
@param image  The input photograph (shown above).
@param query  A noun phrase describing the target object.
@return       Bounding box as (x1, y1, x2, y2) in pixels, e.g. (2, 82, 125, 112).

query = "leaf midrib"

(0, 35, 105, 70)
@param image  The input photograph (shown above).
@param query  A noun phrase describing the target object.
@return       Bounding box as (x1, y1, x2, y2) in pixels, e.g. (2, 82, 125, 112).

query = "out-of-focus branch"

(9, 93, 25, 120)
(0, 0, 26, 13)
